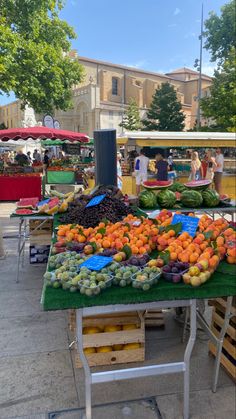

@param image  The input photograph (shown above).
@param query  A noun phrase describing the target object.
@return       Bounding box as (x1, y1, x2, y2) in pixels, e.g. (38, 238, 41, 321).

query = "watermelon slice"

(16, 197, 39, 209)
(15, 208, 33, 215)
(184, 179, 212, 191)
(142, 180, 173, 190)
(220, 194, 230, 203)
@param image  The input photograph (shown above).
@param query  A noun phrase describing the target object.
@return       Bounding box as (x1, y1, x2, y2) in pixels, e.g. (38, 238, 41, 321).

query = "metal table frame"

(183, 296, 234, 392)
(16, 215, 53, 283)
(76, 299, 197, 419)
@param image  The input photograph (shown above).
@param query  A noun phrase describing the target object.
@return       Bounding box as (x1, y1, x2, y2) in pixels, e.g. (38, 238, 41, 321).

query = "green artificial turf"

(41, 263, 236, 311)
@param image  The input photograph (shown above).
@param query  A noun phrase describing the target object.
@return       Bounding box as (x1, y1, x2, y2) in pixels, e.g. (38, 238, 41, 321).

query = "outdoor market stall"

(38, 179, 235, 419)
(116, 132, 236, 198)
(0, 127, 89, 200)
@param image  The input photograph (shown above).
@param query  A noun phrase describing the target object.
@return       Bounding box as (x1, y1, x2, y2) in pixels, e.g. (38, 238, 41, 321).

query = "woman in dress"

(190, 151, 203, 181)
(205, 150, 216, 181)
(117, 152, 123, 190)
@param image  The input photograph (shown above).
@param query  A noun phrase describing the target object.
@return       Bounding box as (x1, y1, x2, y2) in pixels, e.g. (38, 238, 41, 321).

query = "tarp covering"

(0, 127, 89, 143)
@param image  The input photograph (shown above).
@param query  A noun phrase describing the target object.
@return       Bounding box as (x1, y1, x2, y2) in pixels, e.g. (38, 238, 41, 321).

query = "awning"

(120, 131, 236, 148)
(0, 127, 89, 143)
(116, 137, 128, 145)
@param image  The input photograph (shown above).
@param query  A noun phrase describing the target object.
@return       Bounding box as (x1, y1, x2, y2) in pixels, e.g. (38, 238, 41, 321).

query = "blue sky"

(0, 0, 227, 105)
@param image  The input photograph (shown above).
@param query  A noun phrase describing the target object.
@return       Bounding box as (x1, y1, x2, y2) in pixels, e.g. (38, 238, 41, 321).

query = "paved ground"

(0, 202, 235, 419)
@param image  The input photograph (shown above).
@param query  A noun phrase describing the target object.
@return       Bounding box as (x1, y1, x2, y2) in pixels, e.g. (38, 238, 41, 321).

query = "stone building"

(0, 54, 212, 136)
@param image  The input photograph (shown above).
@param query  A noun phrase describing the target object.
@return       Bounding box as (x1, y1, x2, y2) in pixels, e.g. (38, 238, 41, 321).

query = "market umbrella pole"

(94, 129, 117, 186)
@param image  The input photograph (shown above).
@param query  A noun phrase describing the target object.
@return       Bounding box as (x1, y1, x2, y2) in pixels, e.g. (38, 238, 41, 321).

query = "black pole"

(94, 129, 117, 186)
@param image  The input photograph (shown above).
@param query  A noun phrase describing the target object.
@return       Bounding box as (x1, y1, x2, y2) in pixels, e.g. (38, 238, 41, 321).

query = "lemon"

(122, 324, 137, 331)
(123, 343, 141, 350)
(96, 346, 113, 353)
(83, 327, 101, 334)
(104, 325, 121, 333)
(84, 347, 96, 354)
(113, 344, 124, 351)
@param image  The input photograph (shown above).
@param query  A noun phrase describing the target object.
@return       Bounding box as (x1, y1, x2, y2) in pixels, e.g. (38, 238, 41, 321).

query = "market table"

(0, 175, 42, 201)
(10, 213, 53, 282)
(41, 263, 236, 419)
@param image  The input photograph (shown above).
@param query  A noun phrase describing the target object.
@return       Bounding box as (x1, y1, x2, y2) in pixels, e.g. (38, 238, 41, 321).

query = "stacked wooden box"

(209, 297, 236, 382)
(69, 310, 145, 368)
(29, 219, 53, 245)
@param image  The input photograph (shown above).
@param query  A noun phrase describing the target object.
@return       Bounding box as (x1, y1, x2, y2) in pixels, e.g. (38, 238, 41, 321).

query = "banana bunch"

(50, 189, 74, 199)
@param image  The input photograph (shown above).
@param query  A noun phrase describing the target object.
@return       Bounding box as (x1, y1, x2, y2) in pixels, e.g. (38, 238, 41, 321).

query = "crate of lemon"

(69, 310, 145, 367)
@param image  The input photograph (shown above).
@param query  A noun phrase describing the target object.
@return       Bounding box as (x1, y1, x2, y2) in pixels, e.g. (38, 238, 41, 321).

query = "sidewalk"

(0, 203, 235, 419)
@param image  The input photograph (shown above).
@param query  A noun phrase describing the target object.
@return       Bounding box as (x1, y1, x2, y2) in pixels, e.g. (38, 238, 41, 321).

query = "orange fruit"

(189, 252, 199, 263)
(227, 255, 236, 264)
(102, 239, 111, 248)
(78, 235, 86, 243)
(228, 248, 236, 258)
(170, 252, 178, 261)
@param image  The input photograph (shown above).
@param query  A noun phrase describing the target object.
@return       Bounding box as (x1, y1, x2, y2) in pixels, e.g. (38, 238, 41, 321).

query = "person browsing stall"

(134, 149, 149, 195)
(214, 148, 224, 195)
(156, 154, 169, 181)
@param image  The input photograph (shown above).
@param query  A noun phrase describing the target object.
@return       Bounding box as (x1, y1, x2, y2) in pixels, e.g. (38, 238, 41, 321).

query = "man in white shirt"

(134, 149, 149, 195)
(214, 148, 224, 195)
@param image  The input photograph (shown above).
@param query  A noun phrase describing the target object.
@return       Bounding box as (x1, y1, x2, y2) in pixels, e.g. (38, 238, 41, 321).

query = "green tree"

(142, 83, 185, 131)
(204, 0, 236, 66)
(201, 49, 236, 132)
(119, 98, 141, 131)
(200, 0, 236, 131)
(0, 0, 84, 113)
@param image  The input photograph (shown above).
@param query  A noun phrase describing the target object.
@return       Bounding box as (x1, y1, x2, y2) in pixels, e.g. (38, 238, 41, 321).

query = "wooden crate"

(209, 298, 236, 382)
(29, 232, 52, 245)
(29, 219, 53, 232)
(69, 310, 145, 368)
(144, 310, 165, 327)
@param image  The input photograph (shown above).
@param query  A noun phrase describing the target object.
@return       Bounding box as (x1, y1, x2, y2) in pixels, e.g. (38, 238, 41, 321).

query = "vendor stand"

(116, 132, 236, 198)
(0, 127, 89, 200)
(42, 264, 235, 419)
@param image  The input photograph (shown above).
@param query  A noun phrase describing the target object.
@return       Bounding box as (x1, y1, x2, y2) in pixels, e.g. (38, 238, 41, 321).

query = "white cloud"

(174, 8, 180, 16)
(123, 60, 148, 69)
(168, 23, 177, 28)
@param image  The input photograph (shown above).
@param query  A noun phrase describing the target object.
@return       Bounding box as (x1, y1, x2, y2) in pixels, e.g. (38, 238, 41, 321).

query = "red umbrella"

(0, 127, 89, 143)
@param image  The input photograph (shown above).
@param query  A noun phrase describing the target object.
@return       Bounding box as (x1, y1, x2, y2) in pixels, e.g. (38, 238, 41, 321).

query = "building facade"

(0, 54, 212, 136)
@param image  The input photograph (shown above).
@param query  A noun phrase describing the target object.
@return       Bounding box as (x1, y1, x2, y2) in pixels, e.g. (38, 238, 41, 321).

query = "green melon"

(181, 190, 203, 208)
(139, 190, 157, 209)
(202, 189, 220, 207)
(169, 182, 187, 193)
(156, 190, 176, 208)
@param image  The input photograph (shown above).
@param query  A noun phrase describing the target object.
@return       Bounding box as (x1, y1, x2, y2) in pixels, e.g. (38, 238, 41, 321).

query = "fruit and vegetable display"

(142, 180, 173, 190)
(59, 186, 132, 228)
(139, 179, 232, 209)
(14, 191, 75, 216)
(42, 201, 236, 299)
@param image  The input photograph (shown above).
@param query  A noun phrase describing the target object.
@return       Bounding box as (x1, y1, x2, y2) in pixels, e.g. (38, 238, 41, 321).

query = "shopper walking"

(214, 148, 224, 195)
(205, 150, 216, 181)
(134, 149, 149, 195)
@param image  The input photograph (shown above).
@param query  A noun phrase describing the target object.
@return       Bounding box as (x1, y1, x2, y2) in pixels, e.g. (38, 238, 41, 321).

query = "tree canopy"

(200, 0, 236, 131)
(119, 98, 141, 131)
(201, 48, 236, 132)
(142, 83, 185, 131)
(0, 0, 84, 113)
(204, 0, 236, 66)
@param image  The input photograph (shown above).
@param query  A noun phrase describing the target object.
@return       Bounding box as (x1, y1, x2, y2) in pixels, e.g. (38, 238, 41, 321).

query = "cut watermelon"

(220, 194, 230, 202)
(142, 179, 173, 190)
(184, 179, 212, 191)
(16, 197, 39, 209)
(15, 208, 33, 215)
(48, 197, 60, 208)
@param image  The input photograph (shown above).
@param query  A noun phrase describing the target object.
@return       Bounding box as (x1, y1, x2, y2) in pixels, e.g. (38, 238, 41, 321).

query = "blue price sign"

(79, 255, 113, 271)
(86, 194, 106, 208)
(172, 214, 199, 237)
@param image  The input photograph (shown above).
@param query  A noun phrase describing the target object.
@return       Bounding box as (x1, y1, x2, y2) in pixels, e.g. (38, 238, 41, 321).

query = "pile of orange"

(56, 212, 236, 266)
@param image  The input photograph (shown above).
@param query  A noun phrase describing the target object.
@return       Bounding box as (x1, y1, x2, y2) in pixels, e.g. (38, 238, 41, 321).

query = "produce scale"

(10, 179, 236, 419)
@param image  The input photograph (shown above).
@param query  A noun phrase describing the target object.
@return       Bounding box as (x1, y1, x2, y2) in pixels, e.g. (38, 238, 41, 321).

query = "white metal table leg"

(16, 218, 24, 283)
(76, 309, 92, 419)
(21, 219, 27, 267)
(183, 299, 197, 419)
(212, 296, 233, 392)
